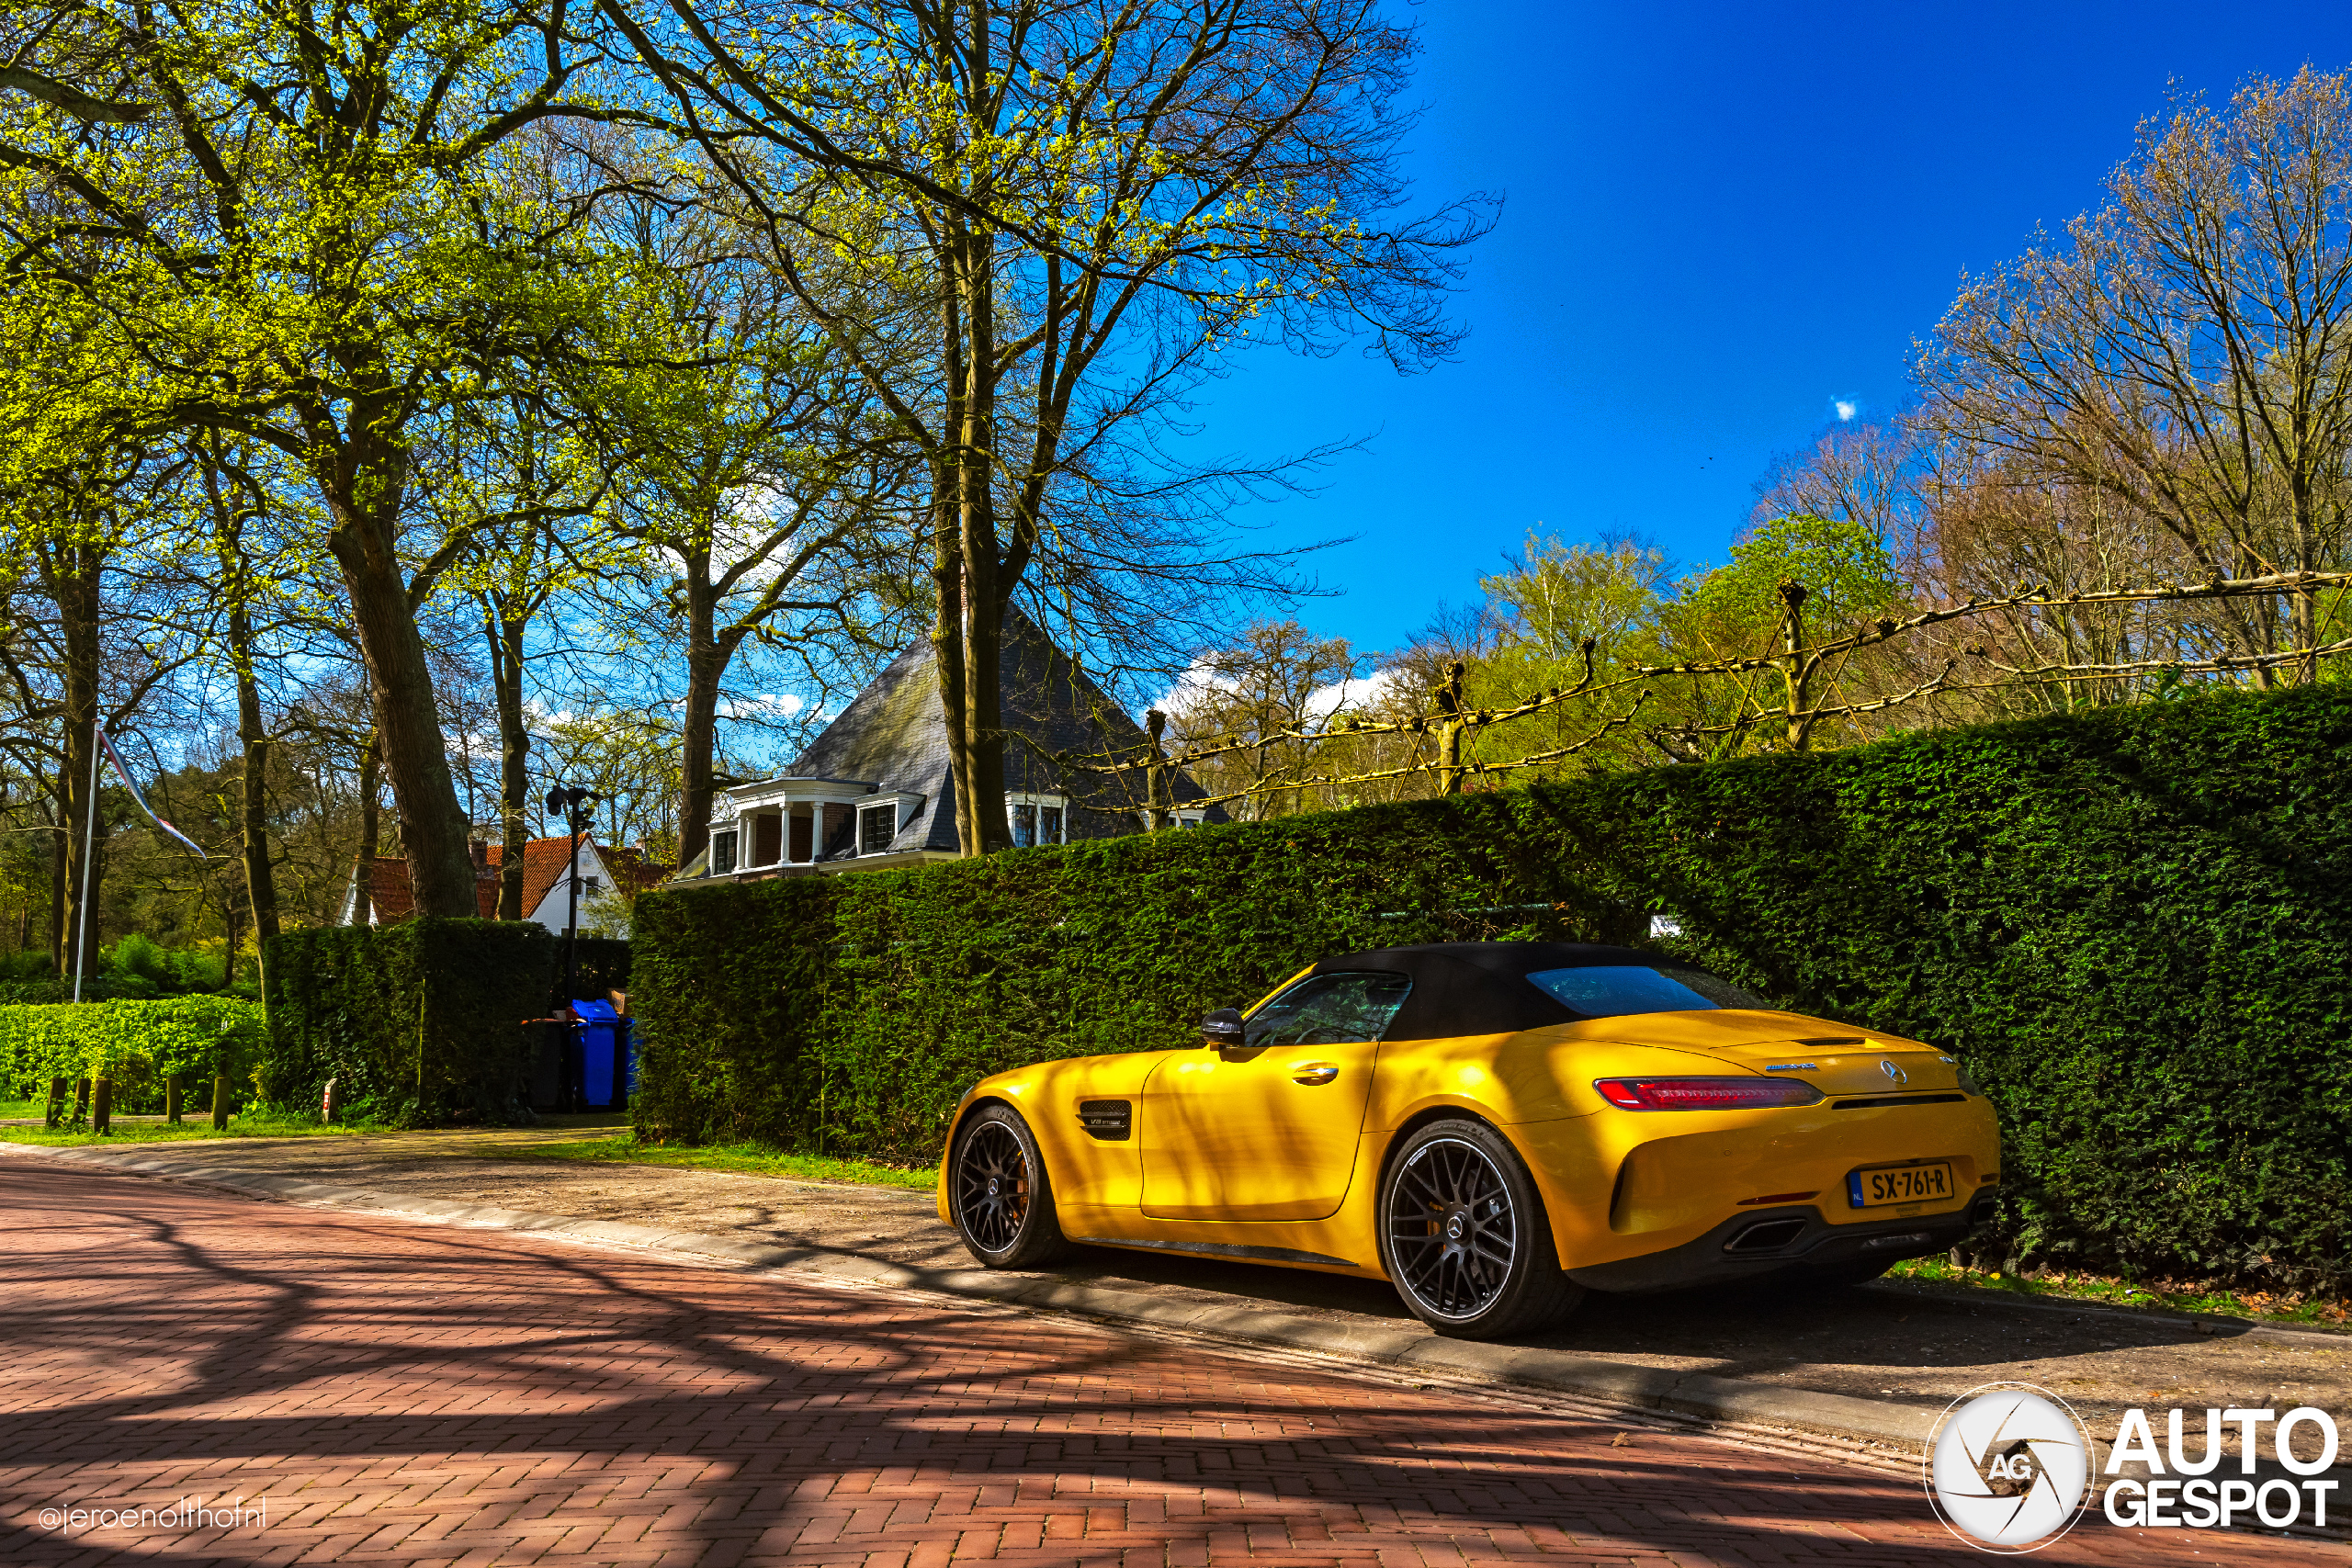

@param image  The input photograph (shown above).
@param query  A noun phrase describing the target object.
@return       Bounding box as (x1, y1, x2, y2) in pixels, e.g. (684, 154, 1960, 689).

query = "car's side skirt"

(1066, 1234, 1360, 1269)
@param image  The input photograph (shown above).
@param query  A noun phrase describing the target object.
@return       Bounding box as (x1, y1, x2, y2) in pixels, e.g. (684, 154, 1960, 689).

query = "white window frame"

(1005, 791, 1069, 848)
(709, 829, 739, 874)
(856, 799, 901, 856)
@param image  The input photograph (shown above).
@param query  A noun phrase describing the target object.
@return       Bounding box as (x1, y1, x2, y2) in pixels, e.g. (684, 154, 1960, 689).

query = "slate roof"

(784, 607, 1219, 854)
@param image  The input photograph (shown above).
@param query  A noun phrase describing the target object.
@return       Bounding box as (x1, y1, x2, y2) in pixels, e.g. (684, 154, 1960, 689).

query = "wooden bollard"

(210, 1074, 230, 1131)
(73, 1077, 90, 1125)
(91, 1076, 112, 1134)
(45, 1077, 67, 1128)
(166, 1073, 183, 1124)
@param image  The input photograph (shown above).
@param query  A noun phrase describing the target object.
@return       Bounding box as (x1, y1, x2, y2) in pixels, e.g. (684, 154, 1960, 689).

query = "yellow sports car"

(938, 942, 2002, 1338)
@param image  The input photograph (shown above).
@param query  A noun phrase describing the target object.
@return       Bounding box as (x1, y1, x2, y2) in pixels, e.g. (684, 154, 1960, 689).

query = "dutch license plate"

(1849, 1161, 1955, 1208)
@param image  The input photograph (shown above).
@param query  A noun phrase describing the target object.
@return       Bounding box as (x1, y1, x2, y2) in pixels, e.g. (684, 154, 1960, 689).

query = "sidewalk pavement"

(8, 1126, 2345, 1463)
(6, 1160, 2343, 1567)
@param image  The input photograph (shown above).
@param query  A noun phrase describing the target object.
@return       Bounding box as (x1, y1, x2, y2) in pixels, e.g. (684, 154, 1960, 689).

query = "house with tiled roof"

(343, 836, 667, 933)
(681, 610, 1220, 880)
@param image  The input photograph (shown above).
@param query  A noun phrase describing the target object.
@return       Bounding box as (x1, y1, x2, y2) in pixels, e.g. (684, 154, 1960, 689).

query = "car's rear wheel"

(948, 1103, 1073, 1268)
(1378, 1118, 1583, 1339)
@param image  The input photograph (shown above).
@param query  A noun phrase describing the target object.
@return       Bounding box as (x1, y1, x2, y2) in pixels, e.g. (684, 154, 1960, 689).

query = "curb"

(6, 1141, 1939, 1450)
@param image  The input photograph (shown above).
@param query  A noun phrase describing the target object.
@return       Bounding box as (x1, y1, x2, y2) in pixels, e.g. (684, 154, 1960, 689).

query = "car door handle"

(1292, 1063, 1340, 1085)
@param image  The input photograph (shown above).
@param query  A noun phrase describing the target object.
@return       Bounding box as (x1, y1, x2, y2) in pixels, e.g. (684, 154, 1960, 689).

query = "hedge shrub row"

(0, 996, 267, 1111)
(629, 686, 2352, 1293)
(262, 919, 556, 1124)
(629, 796, 1639, 1157)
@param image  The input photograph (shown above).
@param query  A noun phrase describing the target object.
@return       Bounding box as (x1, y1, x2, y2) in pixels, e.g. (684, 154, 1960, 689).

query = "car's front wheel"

(1378, 1118, 1583, 1339)
(947, 1103, 1073, 1268)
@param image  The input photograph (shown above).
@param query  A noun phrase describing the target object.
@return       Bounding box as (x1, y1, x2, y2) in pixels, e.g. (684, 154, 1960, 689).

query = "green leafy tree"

(1651, 513, 1905, 756)
(0, 0, 655, 917)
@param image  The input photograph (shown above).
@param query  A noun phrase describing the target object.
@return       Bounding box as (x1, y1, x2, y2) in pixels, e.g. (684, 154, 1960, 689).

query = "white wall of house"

(527, 840, 628, 938)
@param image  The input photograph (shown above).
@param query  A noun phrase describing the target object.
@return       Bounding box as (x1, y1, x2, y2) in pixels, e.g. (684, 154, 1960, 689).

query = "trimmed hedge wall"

(562, 935, 632, 999)
(630, 686, 2352, 1292)
(262, 919, 556, 1124)
(628, 817, 1632, 1156)
(0, 996, 266, 1111)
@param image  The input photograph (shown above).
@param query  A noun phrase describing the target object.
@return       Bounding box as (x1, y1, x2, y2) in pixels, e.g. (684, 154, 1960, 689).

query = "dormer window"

(709, 829, 738, 874)
(858, 800, 900, 855)
(1008, 792, 1067, 848)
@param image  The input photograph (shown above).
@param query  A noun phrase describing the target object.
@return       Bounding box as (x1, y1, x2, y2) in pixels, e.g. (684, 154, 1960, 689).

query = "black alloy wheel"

(1378, 1118, 1582, 1338)
(948, 1103, 1072, 1268)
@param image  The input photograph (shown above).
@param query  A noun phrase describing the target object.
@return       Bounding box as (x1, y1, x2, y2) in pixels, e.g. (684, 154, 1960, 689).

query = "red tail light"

(1592, 1076, 1824, 1111)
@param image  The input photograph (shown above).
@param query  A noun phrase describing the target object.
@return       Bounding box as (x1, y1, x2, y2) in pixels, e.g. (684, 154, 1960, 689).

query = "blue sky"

(1170, 2, 2352, 656)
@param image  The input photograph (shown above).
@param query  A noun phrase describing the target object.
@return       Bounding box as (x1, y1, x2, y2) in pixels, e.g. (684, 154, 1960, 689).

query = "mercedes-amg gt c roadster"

(938, 942, 2000, 1338)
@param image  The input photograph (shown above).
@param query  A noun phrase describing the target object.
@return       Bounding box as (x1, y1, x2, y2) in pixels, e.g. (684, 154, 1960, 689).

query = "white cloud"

(1155, 662, 1402, 728)
(1306, 668, 1399, 721)
(1155, 657, 1238, 716)
(1833, 398, 1860, 423)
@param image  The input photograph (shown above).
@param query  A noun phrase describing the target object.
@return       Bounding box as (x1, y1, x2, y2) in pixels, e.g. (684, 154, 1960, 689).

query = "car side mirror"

(1199, 1008, 1244, 1049)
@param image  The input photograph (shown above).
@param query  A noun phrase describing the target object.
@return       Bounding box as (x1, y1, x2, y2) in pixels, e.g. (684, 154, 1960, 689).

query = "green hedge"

(631, 794, 1642, 1153)
(560, 935, 632, 1001)
(262, 919, 555, 1124)
(0, 997, 267, 1111)
(629, 686, 2352, 1293)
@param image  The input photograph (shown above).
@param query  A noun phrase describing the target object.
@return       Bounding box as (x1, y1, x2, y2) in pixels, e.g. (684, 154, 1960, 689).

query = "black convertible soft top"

(1307, 941, 1671, 1043)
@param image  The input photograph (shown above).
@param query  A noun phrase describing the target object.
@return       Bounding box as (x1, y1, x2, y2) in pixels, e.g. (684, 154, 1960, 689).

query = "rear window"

(1523, 964, 1770, 1019)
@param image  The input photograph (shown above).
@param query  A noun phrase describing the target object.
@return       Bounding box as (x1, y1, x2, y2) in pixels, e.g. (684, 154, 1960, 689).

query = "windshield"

(1523, 964, 1771, 1019)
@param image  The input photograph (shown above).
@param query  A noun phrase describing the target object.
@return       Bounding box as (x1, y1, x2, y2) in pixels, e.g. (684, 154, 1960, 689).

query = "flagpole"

(72, 716, 103, 1004)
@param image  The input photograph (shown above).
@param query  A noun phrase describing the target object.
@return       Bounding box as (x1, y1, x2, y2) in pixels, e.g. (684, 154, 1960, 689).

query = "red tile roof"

(359, 837, 669, 923)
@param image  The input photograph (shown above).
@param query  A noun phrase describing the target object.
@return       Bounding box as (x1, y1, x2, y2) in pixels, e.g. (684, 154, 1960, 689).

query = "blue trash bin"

(571, 998, 622, 1109)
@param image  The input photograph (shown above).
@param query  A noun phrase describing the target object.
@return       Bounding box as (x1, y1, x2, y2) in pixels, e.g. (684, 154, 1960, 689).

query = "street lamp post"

(542, 784, 602, 1111)
(542, 784, 602, 1008)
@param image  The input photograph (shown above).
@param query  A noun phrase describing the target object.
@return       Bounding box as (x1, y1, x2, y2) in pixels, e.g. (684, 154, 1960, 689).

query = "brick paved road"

(0, 1166, 2338, 1567)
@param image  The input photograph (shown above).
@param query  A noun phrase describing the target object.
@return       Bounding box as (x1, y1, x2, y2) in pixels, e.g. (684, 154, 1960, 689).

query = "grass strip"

(476, 1134, 938, 1191)
(0, 1113, 399, 1146)
(1886, 1254, 2350, 1328)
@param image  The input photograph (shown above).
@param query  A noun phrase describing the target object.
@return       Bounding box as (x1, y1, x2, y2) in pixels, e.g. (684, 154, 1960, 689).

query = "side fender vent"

(1076, 1100, 1132, 1141)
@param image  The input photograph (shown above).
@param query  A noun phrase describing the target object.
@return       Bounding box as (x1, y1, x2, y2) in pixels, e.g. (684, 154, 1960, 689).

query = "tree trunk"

(1434, 662, 1465, 796)
(45, 789, 65, 976)
(43, 542, 102, 978)
(931, 250, 979, 857)
(955, 224, 1012, 856)
(222, 892, 243, 991)
(232, 607, 279, 987)
(1145, 709, 1170, 830)
(483, 603, 531, 919)
(324, 482, 477, 917)
(677, 566, 723, 870)
(1780, 579, 1815, 751)
(350, 729, 380, 925)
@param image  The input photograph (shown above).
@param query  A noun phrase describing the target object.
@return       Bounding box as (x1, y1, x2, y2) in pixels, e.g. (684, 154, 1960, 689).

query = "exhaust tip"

(1724, 1218, 1807, 1254)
